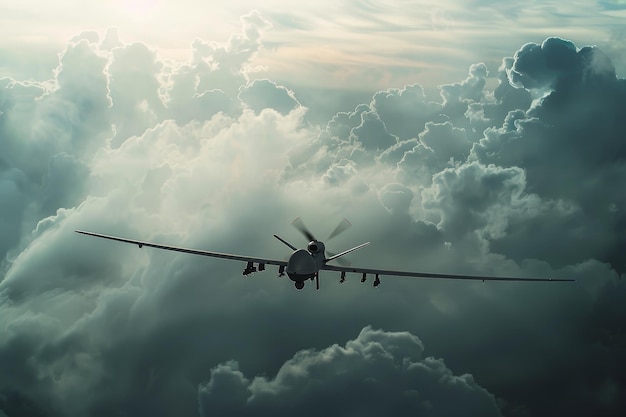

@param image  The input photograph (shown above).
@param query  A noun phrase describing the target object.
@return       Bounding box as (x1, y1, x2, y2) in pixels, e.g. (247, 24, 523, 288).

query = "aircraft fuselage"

(286, 241, 326, 289)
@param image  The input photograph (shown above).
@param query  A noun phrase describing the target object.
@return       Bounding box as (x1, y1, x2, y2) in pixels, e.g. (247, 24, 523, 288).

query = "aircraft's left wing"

(322, 264, 574, 282)
(75, 230, 288, 267)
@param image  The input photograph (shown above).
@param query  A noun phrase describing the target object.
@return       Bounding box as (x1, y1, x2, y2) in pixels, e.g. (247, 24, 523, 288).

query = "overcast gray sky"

(1, 1, 626, 416)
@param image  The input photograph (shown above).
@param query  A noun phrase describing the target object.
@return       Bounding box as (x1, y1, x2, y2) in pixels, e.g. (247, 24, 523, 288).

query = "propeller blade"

(327, 218, 351, 241)
(292, 217, 316, 241)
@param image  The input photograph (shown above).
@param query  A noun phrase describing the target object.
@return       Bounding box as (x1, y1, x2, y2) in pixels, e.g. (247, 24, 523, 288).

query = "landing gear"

(294, 281, 305, 290)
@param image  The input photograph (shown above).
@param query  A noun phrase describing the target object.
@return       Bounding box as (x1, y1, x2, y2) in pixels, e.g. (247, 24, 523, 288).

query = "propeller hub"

(307, 241, 325, 254)
(292, 217, 348, 261)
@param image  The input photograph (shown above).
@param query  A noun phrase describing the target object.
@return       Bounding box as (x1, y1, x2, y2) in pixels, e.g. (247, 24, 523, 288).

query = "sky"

(1, 1, 626, 416)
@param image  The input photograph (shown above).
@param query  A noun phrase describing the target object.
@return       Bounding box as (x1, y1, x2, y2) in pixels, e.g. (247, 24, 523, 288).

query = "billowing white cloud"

(107, 40, 165, 144)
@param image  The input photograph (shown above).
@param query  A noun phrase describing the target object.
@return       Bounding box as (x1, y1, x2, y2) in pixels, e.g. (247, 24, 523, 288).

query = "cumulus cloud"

(238, 79, 300, 115)
(506, 37, 617, 91)
(472, 38, 626, 273)
(370, 84, 441, 140)
(349, 110, 397, 152)
(107, 41, 165, 144)
(198, 327, 501, 417)
(424, 162, 532, 240)
(1, 16, 625, 417)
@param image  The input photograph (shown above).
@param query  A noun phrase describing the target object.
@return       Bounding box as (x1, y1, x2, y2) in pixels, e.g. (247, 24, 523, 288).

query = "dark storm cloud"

(472, 37, 626, 274)
(507, 37, 579, 90)
(1, 19, 626, 417)
(506, 37, 617, 91)
(198, 327, 501, 417)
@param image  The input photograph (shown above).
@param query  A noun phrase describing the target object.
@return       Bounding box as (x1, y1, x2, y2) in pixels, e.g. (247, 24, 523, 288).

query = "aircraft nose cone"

(287, 249, 317, 275)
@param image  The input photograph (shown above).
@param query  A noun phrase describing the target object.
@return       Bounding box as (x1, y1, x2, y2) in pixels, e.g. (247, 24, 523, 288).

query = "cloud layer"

(198, 326, 501, 417)
(0, 13, 625, 417)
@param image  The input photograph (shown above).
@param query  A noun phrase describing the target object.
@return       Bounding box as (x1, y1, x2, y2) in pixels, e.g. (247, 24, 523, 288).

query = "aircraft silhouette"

(75, 218, 574, 290)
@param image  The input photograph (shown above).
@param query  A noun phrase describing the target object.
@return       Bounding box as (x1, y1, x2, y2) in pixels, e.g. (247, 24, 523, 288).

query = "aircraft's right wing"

(75, 230, 288, 267)
(322, 263, 574, 282)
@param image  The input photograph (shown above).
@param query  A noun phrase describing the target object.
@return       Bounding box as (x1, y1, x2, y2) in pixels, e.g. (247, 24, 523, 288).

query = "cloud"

(189, 10, 272, 95)
(507, 37, 579, 90)
(349, 110, 397, 152)
(238, 79, 300, 115)
(198, 327, 502, 417)
(40, 153, 90, 217)
(507, 37, 617, 91)
(107, 40, 165, 144)
(440, 62, 489, 108)
(472, 38, 626, 273)
(0, 168, 29, 261)
(423, 162, 533, 240)
(48, 38, 113, 154)
(420, 121, 472, 163)
(380, 183, 414, 215)
(370, 84, 441, 141)
(1, 14, 625, 417)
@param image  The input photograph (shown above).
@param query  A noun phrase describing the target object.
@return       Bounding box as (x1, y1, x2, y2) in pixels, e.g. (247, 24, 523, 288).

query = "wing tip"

(75, 230, 96, 237)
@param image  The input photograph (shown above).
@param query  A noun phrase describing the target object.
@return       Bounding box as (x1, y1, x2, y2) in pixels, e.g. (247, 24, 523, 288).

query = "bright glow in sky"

(2, 1, 625, 92)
